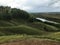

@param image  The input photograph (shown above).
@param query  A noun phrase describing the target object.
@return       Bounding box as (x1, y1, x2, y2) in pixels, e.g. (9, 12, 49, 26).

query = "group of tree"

(0, 6, 33, 22)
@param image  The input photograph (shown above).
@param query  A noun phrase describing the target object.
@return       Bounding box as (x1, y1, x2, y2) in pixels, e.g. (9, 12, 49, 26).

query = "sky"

(0, 0, 60, 12)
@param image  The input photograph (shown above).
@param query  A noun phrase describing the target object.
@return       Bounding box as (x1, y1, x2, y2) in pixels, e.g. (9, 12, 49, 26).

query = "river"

(36, 18, 59, 24)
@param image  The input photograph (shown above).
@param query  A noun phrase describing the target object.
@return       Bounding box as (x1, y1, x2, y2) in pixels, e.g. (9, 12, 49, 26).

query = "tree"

(11, 8, 30, 20)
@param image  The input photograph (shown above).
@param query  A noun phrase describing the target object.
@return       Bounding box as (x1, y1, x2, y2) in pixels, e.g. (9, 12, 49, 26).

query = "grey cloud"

(0, 0, 60, 12)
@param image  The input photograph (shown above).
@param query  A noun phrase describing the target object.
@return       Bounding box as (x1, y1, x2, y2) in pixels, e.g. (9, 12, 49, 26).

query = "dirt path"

(0, 39, 60, 45)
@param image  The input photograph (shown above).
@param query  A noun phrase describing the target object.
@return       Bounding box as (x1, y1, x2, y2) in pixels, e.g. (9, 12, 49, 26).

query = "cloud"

(0, 0, 27, 8)
(48, 0, 60, 8)
(0, 0, 60, 12)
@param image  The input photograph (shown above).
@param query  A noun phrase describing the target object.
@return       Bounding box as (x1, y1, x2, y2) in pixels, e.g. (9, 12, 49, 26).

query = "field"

(0, 17, 60, 45)
(0, 6, 60, 45)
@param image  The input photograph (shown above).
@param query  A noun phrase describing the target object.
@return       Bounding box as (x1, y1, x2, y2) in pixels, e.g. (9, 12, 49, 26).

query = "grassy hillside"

(0, 20, 59, 36)
(0, 6, 60, 44)
(0, 25, 45, 35)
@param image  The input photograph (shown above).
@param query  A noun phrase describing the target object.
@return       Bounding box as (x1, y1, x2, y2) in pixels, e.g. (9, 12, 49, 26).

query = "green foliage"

(0, 6, 32, 21)
(0, 6, 12, 20)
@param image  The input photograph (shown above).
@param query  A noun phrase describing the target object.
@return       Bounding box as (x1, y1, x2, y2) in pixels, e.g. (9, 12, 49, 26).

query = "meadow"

(0, 6, 60, 45)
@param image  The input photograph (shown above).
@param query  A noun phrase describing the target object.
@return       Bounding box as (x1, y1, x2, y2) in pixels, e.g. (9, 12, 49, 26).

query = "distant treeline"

(0, 6, 33, 22)
(32, 12, 60, 15)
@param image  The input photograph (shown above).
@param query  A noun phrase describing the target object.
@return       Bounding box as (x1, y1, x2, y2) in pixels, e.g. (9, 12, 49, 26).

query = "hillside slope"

(0, 6, 60, 44)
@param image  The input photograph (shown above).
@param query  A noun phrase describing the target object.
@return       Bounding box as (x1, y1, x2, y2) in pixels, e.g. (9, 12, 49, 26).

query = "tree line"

(0, 6, 33, 22)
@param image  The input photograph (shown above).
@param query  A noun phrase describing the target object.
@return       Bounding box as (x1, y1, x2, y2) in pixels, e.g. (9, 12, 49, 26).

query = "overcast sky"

(0, 0, 60, 12)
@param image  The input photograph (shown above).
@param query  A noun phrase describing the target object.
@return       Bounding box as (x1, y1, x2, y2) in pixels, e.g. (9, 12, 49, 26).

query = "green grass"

(0, 20, 14, 26)
(47, 32, 60, 39)
(0, 6, 60, 43)
(0, 35, 29, 43)
(0, 32, 60, 43)
(0, 25, 45, 35)
(0, 20, 59, 35)
(27, 22, 59, 31)
(33, 32, 60, 41)
(0, 18, 60, 43)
